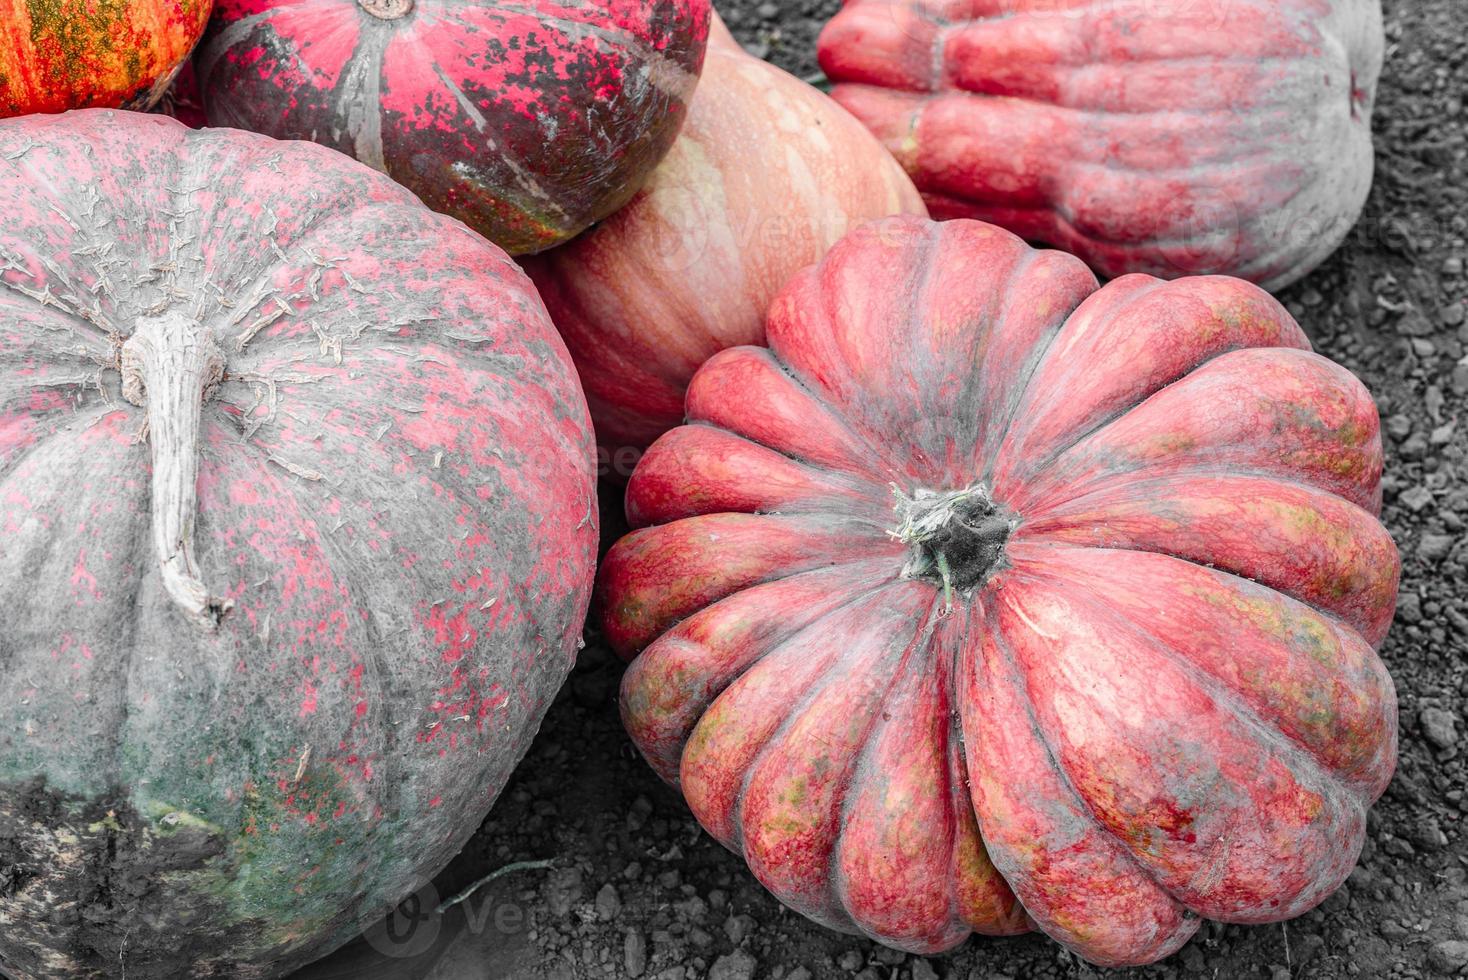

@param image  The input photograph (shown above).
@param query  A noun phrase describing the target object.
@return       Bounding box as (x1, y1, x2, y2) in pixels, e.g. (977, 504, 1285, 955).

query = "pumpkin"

(153, 62, 208, 129)
(0, 109, 597, 979)
(0, 0, 211, 117)
(599, 215, 1398, 966)
(521, 15, 927, 468)
(817, 0, 1384, 291)
(194, 0, 712, 256)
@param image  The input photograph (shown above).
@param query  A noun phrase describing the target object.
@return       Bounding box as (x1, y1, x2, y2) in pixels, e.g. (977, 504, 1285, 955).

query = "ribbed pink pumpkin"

(0, 109, 596, 979)
(599, 215, 1398, 966)
(818, 0, 1383, 290)
(523, 16, 926, 466)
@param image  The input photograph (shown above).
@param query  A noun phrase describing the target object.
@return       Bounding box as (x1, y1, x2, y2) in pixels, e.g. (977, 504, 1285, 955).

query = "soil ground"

(297, 2, 1468, 978)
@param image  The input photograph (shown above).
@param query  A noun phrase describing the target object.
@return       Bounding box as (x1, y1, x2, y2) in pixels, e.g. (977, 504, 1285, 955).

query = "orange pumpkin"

(0, 0, 211, 117)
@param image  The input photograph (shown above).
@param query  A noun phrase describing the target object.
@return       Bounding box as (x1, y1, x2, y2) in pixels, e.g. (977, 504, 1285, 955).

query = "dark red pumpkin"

(0, 0, 211, 117)
(195, 0, 712, 255)
(153, 62, 208, 128)
(600, 215, 1398, 966)
(818, 0, 1383, 290)
(0, 109, 596, 979)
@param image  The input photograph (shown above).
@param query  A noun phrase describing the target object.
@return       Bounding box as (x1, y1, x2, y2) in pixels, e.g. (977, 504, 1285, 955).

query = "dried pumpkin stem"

(892, 483, 1013, 597)
(120, 312, 233, 631)
(357, 0, 414, 19)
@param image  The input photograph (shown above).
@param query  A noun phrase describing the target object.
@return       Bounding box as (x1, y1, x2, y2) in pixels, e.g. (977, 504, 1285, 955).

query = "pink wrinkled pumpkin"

(196, 0, 712, 255)
(599, 215, 1399, 966)
(0, 110, 596, 979)
(522, 15, 926, 466)
(818, 0, 1384, 290)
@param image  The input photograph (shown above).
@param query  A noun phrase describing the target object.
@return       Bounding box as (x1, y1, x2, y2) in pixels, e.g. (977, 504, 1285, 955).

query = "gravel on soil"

(297, 1, 1468, 978)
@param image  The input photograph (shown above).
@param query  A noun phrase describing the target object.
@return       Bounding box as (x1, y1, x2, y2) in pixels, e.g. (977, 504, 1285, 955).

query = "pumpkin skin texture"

(0, 110, 597, 979)
(817, 0, 1384, 291)
(195, 0, 711, 256)
(521, 15, 926, 464)
(0, 0, 211, 117)
(600, 215, 1399, 966)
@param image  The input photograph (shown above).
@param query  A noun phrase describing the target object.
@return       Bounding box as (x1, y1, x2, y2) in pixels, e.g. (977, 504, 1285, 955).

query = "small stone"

(625, 930, 648, 979)
(1452, 362, 1468, 395)
(709, 949, 758, 980)
(1432, 421, 1459, 445)
(838, 950, 865, 972)
(1296, 934, 1326, 968)
(674, 895, 709, 922)
(1401, 485, 1436, 513)
(1429, 940, 1468, 974)
(873, 947, 905, 966)
(1379, 919, 1411, 940)
(1413, 338, 1438, 358)
(1422, 707, 1461, 749)
(1427, 385, 1447, 421)
(1444, 303, 1466, 327)
(1416, 819, 1450, 851)
(1384, 836, 1416, 858)
(1180, 944, 1208, 972)
(582, 881, 615, 922)
(724, 914, 756, 946)
(544, 868, 585, 918)
(1399, 592, 1424, 624)
(910, 958, 940, 980)
(1419, 533, 1456, 564)
(1322, 885, 1352, 913)
(1454, 914, 1468, 940)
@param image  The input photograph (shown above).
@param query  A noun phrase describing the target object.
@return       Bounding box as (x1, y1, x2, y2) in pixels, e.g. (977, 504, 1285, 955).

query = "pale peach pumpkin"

(522, 17, 926, 466)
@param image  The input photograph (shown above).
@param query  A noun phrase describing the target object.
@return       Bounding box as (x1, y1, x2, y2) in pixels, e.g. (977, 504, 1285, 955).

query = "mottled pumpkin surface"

(0, 109, 597, 979)
(196, 0, 711, 255)
(819, 0, 1383, 291)
(600, 215, 1399, 967)
(0, 0, 211, 116)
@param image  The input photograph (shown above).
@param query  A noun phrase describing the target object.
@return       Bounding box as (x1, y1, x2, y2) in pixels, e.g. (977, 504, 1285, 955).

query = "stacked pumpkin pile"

(0, 1, 1399, 977)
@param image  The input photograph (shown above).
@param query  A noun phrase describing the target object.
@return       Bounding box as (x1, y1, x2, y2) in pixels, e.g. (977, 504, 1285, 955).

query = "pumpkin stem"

(120, 312, 233, 631)
(892, 483, 1013, 598)
(357, 0, 413, 19)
